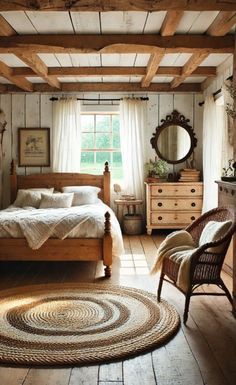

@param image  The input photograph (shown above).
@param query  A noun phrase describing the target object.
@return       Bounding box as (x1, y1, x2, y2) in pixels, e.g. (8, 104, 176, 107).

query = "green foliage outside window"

(80, 113, 123, 181)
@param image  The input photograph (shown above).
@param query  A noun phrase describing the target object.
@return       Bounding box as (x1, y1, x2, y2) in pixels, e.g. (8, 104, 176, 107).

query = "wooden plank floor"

(0, 233, 235, 385)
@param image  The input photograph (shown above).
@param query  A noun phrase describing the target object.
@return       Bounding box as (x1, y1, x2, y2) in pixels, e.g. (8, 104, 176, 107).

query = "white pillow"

(39, 193, 74, 209)
(62, 186, 101, 206)
(199, 220, 232, 253)
(13, 190, 41, 208)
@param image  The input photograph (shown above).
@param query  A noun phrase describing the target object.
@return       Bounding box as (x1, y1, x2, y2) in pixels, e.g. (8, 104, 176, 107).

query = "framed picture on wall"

(18, 127, 50, 167)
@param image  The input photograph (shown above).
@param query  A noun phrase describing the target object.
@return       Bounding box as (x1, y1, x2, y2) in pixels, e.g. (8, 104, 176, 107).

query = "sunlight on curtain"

(119, 98, 147, 203)
(202, 95, 224, 212)
(52, 98, 81, 172)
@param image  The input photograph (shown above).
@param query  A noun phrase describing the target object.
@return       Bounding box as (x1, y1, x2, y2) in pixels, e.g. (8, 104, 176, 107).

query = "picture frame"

(18, 127, 50, 167)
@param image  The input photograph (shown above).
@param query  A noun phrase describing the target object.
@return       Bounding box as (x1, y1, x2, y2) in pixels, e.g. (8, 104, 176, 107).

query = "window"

(80, 113, 123, 182)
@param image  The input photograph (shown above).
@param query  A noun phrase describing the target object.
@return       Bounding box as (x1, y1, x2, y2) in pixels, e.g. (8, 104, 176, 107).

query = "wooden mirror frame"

(150, 110, 197, 164)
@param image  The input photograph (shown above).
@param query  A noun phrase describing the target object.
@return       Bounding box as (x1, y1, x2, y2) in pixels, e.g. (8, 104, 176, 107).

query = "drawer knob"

(174, 203, 178, 206)
(158, 189, 162, 193)
(191, 189, 196, 193)
(191, 202, 196, 207)
(191, 216, 195, 220)
(158, 216, 162, 220)
(158, 202, 162, 207)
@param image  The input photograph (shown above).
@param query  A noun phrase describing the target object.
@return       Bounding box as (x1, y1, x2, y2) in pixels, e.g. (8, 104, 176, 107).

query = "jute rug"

(0, 283, 180, 365)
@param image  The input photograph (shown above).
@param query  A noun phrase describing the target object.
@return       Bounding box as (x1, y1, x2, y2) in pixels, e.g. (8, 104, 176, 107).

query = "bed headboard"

(10, 160, 110, 206)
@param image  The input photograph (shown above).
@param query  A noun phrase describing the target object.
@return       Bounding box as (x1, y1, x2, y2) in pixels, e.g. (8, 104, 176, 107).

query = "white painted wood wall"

(0, 92, 203, 208)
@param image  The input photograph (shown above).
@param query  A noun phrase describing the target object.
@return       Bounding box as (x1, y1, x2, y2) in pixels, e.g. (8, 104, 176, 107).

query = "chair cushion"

(199, 220, 232, 253)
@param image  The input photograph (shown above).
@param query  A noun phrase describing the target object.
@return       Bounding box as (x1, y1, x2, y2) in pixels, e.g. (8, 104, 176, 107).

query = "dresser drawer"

(151, 184, 203, 197)
(151, 198, 202, 211)
(151, 211, 202, 225)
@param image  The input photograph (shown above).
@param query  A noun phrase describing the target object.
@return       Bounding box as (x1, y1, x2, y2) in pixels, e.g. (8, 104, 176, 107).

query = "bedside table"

(114, 199, 143, 235)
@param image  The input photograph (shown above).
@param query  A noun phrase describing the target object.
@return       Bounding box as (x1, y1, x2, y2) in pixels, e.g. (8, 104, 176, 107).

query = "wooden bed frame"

(0, 160, 113, 277)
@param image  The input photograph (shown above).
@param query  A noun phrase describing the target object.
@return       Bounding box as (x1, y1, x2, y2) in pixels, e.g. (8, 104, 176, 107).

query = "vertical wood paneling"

(25, 94, 40, 175)
(41, 94, 53, 173)
(11, 94, 25, 176)
(1, 94, 12, 208)
(146, 94, 158, 162)
(194, 94, 203, 173)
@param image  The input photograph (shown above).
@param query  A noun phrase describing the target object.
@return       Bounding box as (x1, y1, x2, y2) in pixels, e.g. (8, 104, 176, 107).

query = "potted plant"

(145, 158, 169, 182)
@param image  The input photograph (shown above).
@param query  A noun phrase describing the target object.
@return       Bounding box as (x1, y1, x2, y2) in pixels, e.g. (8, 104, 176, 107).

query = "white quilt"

(0, 202, 123, 256)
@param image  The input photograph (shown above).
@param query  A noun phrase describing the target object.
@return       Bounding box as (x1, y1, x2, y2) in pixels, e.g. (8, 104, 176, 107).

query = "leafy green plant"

(145, 158, 169, 178)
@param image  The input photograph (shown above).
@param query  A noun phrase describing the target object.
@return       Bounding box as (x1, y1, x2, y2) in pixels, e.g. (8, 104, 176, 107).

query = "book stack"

(179, 169, 201, 182)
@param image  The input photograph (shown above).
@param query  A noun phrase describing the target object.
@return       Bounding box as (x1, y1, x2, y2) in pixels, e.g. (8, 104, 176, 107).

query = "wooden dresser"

(145, 182, 203, 234)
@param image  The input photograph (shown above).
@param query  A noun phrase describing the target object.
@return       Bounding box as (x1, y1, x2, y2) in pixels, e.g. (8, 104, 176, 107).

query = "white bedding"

(0, 202, 124, 256)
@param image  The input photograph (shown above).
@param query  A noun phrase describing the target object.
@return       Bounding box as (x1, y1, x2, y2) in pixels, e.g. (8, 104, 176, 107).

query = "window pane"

(81, 115, 94, 132)
(96, 152, 111, 165)
(95, 133, 111, 149)
(112, 115, 120, 134)
(81, 133, 94, 149)
(81, 152, 94, 169)
(96, 115, 110, 132)
(113, 133, 120, 149)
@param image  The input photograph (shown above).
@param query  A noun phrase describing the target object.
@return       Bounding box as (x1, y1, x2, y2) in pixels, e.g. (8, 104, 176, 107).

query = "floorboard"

(0, 233, 235, 385)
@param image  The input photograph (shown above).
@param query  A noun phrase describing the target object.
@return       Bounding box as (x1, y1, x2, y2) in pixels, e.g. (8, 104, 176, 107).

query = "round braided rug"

(0, 283, 180, 365)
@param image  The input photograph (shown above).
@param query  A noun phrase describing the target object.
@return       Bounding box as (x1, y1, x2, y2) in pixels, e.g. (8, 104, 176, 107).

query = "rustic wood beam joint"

(161, 11, 184, 36)
(141, 52, 165, 87)
(207, 11, 236, 36)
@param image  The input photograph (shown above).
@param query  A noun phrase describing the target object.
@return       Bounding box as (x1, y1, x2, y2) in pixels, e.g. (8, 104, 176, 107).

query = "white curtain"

(119, 98, 147, 203)
(202, 95, 224, 212)
(52, 98, 81, 172)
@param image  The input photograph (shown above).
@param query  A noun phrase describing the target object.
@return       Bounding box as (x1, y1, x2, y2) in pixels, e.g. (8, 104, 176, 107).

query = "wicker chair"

(157, 206, 236, 324)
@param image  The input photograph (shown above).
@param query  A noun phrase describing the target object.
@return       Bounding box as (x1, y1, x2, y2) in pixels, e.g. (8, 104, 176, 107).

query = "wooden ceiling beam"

(0, 1, 235, 12)
(171, 52, 209, 88)
(141, 52, 165, 87)
(0, 14, 16, 36)
(15, 53, 61, 89)
(161, 11, 184, 36)
(207, 11, 236, 36)
(12, 66, 216, 78)
(0, 34, 233, 54)
(4, 82, 202, 93)
(0, 60, 33, 91)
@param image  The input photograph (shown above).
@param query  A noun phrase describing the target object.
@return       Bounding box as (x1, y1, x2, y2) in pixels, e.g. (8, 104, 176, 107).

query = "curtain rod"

(50, 97, 149, 102)
(198, 75, 233, 106)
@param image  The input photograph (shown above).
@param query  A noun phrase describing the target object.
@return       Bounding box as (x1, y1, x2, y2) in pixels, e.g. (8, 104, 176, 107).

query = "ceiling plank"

(161, 11, 184, 36)
(0, 1, 235, 12)
(0, 34, 233, 54)
(207, 11, 236, 36)
(0, 60, 33, 91)
(0, 14, 16, 36)
(15, 53, 61, 89)
(4, 82, 202, 93)
(141, 52, 165, 87)
(12, 66, 216, 78)
(171, 52, 209, 88)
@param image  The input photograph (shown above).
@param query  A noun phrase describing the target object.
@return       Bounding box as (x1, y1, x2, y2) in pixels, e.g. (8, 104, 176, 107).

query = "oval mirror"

(150, 110, 197, 164)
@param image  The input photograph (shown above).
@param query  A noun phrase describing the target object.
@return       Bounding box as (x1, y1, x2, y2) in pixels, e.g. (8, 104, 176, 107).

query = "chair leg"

(157, 273, 164, 302)
(183, 291, 191, 324)
(220, 279, 233, 305)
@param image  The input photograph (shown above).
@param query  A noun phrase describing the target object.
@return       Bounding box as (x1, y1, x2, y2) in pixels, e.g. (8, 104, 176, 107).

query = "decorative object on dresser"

(150, 110, 197, 165)
(179, 168, 201, 182)
(145, 182, 203, 234)
(145, 157, 169, 183)
(0, 160, 116, 277)
(221, 159, 236, 182)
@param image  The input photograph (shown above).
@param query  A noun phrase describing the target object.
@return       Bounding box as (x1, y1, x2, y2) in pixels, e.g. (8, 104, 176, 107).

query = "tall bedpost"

(10, 159, 17, 204)
(103, 211, 112, 277)
(103, 161, 110, 206)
